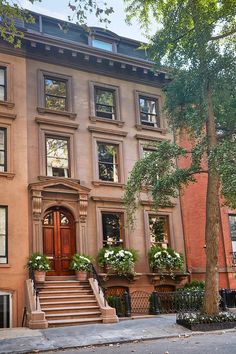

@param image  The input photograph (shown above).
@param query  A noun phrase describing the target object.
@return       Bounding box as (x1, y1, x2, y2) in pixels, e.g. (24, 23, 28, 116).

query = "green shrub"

(27, 252, 50, 271)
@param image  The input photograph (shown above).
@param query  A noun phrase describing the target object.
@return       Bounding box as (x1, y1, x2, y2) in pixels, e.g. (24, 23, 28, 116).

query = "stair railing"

(29, 268, 39, 310)
(89, 263, 107, 307)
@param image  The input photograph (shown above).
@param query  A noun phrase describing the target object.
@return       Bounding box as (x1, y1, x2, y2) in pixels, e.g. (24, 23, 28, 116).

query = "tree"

(124, 0, 236, 315)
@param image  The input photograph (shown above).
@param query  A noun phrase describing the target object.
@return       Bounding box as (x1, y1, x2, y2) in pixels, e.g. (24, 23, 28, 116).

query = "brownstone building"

(0, 11, 235, 329)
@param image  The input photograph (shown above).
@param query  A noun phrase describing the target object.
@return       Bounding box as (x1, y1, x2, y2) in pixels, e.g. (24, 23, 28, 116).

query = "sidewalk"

(0, 315, 234, 354)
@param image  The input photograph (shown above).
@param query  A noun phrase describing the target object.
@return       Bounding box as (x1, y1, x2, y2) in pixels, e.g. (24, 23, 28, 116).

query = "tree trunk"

(202, 86, 221, 315)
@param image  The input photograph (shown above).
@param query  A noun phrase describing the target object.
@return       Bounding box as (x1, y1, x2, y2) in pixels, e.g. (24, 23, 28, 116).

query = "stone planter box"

(177, 319, 236, 331)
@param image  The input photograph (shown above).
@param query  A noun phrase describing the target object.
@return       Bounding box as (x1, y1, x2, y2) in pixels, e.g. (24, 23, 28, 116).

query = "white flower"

(35, 256, 42, 260)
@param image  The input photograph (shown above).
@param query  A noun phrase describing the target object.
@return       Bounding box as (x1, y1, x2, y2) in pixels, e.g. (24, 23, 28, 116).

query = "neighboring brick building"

(177, 134, 236, 289)
(0, 11, 235, 329)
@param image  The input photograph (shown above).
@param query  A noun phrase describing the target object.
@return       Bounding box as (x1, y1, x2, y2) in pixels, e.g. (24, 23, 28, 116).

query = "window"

(44, 76, 67, 111)
(0, 67, 6, 101)
(45, 136, 70, 177)
(0, 292, 11, 328)
(97, 142, 119, 182)
(95, 87, 116, 120)
(229, 215, 236, 263)
(92, 39, 113, 52)
(0, 128, 6, 172)
(38, 71, 74, 115)
(102, 212, 124, 247)
(0, 206, 7, 264)
(148, 215, 169, 247)
(139, 95, 160, 128)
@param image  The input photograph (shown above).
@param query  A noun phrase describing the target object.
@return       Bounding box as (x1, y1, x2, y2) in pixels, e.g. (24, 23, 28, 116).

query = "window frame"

(38, 70, 74, 116)
(89, 35, 117, 53)
(0, 62, 14, 107)
(45, 134, 71, 178)
(0, 127, 7, 172)
(229, 214, 236, 264)
(0, 67, 7, 101)
(97, 141, 119, 183)
(93, 137, 123, 184)
(89, 82, 122, 124)
(144, 210, 175, 253)
(0, 206, 8, 264)
(135, 91, 165, 132)
(96, 206, 129, 250)
(101, 211, 125, 247)
(0, 119, 14, 179)
(39, 126, 76, 179)
(148, 214, 170, 248)
(0, 291, 12, 328)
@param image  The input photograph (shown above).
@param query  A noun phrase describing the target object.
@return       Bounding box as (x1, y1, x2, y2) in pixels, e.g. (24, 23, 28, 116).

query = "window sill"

(135, 124, 167, 134)
(38, 175, 80, 183)
(0, 172, 15, 179)
(89, 116, 124, 127)
(0, 264, 11, 268)
(92, 180, 124, 188)
(37, 107, 77, 119)
(0, 100, 15, 109)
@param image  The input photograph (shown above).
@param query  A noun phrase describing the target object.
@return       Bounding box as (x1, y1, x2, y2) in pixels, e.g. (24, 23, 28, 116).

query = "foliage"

(179, 280, 205, 292)
(124, 0, 236, 315)
(148, 246, 184, 273)
(107, 295, 125, 317)
(97, 247, 138, 277)
(27, 252, 50, 271)
(178, 312, 236, 325)
(70, 253, 92, 272)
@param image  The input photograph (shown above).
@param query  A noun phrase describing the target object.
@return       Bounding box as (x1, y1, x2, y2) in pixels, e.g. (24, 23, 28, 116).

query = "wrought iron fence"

(106, 288, 236, 317)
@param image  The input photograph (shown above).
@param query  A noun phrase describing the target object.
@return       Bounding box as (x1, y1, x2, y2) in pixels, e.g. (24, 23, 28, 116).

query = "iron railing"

(99, 286, 236, 318)
(89, 263, 107, 306)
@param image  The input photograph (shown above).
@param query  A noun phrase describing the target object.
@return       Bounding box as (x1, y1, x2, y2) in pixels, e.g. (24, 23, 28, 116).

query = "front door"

(43, 208, 76, 276)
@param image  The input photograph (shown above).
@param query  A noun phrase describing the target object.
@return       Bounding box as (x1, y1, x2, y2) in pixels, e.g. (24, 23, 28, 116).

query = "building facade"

(0, 11, 235, 328)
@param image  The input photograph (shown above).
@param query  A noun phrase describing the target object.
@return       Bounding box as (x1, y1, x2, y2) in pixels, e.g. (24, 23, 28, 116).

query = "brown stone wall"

(0, 52, 29, 327)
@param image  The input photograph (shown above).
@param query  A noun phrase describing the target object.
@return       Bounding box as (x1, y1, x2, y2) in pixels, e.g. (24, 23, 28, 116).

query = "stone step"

(40, 300, 97, 307)
(38, 285, 91, 289)
(41, 305, 100, 312)
(45, 311, 101, 320)
(39, 289, 93, 294)
(39, 294, 95, 301)
(45, 276, 77, 281)
(48, 317, 103, 327)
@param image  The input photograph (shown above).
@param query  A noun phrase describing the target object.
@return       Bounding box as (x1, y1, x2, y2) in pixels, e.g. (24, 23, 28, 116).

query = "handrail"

(28, 268, 39, 310)
(89, 263, 107, 306)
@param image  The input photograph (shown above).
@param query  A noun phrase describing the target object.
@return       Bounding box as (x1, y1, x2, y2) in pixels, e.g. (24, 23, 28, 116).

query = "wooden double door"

(43, 208, 76, 276)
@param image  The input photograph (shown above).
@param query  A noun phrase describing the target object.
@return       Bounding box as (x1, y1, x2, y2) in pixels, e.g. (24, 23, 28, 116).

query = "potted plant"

(27, 252, 50, 282)
(97, 247, 138, 278)
(70, 253, 92, 281)
(148, 246, 184, 275)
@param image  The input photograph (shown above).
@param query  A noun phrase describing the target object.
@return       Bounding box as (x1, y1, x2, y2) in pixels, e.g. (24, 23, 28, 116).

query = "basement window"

(0, 291, 11, 328)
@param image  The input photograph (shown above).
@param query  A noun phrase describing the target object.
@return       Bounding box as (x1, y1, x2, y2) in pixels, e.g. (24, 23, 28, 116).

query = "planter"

(34, 270, 46, 283)
(177, 319, 236, 331)
(76, 271, 88, 281)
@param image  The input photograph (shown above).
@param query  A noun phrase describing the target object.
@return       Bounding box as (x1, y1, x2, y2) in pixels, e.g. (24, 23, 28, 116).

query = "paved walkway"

(0, 315, 235, 354)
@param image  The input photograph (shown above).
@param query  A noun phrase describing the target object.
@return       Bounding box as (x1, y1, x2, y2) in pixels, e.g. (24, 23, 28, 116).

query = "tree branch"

(210, 27, 236, 41)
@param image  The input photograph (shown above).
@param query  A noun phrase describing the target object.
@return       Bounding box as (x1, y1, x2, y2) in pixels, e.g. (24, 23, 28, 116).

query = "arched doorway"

(43, 207, 76, 276)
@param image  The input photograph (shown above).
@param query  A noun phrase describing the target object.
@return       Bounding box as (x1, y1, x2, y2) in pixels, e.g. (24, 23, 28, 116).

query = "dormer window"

(91, 38, 113, 52)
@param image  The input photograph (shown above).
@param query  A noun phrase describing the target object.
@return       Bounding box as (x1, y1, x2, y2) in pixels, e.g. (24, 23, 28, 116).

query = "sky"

(17, 0, 157, 42)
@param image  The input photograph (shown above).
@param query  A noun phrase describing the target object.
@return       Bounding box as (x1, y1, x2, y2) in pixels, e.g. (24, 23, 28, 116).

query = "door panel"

(43, 209, 76, 276)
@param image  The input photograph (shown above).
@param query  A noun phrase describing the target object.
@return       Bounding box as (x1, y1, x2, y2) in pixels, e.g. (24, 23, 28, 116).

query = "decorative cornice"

(92, 180, 124, 188)
(35, 117, 79, 130)
(0, 111, 17, 120)
(88, 126, 128, 137)
(135, 124, 167, 134)
(89, 116, 124, 127)
(0, 101, 15, 109)
(37, 107, 77, 119)
(91, 196, 123, 203)
(135, 134, 167, 142)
